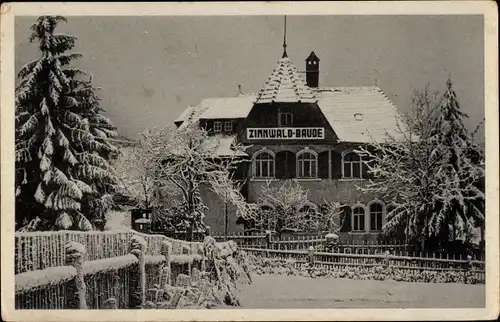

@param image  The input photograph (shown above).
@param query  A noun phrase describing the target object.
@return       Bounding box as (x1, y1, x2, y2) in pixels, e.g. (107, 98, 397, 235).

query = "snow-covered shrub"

(143, 243, 251, 309)
(249, 256, 484, 284)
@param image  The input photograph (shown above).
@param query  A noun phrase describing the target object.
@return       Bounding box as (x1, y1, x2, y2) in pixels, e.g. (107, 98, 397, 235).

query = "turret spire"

(282, 15, 288, 58)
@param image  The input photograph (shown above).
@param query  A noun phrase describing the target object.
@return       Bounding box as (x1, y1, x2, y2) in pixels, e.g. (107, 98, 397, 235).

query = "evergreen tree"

(426, 78, 485, 244)
(15, 16, 118, 231)
(70, 77, 120, 227)
(357, 79, 484, 251)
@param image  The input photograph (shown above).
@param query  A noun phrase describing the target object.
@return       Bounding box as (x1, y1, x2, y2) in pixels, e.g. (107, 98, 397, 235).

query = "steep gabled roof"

(255, 57, 316, 104)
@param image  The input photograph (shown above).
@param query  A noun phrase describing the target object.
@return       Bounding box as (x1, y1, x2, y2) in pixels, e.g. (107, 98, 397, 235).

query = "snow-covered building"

(174, 48, 404, 241)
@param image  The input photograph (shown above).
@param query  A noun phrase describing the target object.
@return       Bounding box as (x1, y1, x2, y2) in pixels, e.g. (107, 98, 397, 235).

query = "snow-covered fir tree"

(69, 77, 120, 227)
(426, 78, 485, 245)
(357, 79, 484, 251)
(15, 16, 119, 231)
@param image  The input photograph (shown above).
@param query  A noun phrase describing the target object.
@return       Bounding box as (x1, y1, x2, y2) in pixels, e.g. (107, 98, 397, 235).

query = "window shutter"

(340, 206, 352, 232)
(318, 151, 329, 178)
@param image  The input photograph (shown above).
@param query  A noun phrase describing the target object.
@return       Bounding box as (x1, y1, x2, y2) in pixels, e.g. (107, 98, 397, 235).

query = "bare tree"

(118, 129, 165, 210)
(122, 124, 257, 240)
(254, 180, 345, 238)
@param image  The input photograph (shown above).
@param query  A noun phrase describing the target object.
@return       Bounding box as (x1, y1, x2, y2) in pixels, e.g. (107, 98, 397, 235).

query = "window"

(278, 112, 293, 126)
(297, 151, 317, 178)
(369, 202, 383, 231)
(224, 121, 233, 132)
(352, 206, 365, 232)
(342, 151, 363, 179)
(254, 151, 275, 178)
(213, 121, 222, 133)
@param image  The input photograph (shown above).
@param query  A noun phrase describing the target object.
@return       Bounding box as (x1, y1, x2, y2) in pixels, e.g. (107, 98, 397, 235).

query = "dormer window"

(224, 120, 233, 132)
(214, 121, 222, 133)
(278, 110, 293, 126)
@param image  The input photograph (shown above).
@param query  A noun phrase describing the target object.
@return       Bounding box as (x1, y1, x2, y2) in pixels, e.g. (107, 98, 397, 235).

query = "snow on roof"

(198, 95, 256, 119)
(255, 57, 316, 104)
(176, 103, 211, 129)
(315, 87, 405, 143)
(174, 105, 197, 124)
(176, 86, 404, 144)
(200, 135, 248, 157)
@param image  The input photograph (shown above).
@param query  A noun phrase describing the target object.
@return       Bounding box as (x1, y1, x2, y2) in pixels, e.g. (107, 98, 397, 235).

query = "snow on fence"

(242, 247, 486, 283)
(14, 229, 202, 274)
(14, 230, 232, 310)
(212, 231, 410, 254)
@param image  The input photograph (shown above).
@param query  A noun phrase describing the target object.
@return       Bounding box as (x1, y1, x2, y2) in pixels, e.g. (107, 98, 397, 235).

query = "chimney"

(305, 51, 320, 88)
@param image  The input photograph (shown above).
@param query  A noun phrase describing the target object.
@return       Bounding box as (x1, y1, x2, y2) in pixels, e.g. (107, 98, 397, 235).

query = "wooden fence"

(213, 231, 484, 261)
(212, 232, 410, 254)
(14, 230, 203, 275)
(241, 247, 486, 283)
(14, 230, 233, 310)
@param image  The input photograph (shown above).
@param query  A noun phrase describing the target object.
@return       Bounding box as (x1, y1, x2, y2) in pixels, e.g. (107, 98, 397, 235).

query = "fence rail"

(15, 230, 232, 310)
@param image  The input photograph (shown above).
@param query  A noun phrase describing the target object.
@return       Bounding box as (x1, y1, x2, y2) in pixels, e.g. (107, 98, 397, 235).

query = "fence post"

(198, 244, 206, 272)
(384, 250, 390, 268)
(160, 240, 173, 288)
(308, 246, 315, 266)
(182, 245, 191, 276)
(465, 254, 472, 284)
(205, 226, 211, 237)
(130, 235, 147, 308)
(265, 230, 272, 257)
(65, 241, 87, 309)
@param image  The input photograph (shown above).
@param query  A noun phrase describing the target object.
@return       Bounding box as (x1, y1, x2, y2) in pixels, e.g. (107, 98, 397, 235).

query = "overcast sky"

(15, 15, 484, 142)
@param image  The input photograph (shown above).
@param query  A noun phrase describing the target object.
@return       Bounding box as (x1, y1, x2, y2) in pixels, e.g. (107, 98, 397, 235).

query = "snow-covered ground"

(236, 274, 485, 308)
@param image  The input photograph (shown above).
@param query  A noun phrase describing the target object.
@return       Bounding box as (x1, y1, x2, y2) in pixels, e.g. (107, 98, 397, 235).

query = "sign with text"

(246, 127, 325, 140)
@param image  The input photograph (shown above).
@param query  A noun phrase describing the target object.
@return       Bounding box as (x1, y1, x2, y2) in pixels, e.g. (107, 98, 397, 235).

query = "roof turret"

(254, 57, 316, 104)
